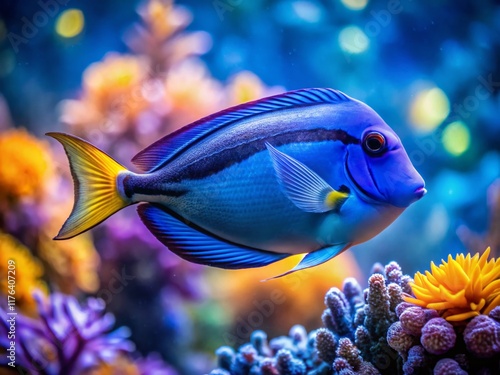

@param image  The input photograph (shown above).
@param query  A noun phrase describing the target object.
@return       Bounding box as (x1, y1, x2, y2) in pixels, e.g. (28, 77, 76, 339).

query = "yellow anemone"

(404, 247, 500, 322)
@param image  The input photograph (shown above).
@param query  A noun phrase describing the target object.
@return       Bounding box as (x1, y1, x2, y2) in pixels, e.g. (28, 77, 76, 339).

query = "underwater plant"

(209, 250, 500, 374)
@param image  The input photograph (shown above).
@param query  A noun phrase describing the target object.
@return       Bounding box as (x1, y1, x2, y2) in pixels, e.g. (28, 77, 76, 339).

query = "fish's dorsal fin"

(132, 88, 352, 172)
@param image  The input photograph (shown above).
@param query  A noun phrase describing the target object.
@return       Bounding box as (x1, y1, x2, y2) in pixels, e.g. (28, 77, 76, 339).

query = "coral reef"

(210, 253, 500, 374)
(388, 304, 500, 374)
(0, 291, 175, 375)
(210, 261, 410, 374)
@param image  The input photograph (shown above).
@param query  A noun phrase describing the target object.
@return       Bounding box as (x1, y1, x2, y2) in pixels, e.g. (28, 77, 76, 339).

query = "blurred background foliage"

(0, 0, 498, 373)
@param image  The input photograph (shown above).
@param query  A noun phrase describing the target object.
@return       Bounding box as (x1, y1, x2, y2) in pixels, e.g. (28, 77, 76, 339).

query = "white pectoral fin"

(266, 143, 348, 213)
(264, 243, 351, 280)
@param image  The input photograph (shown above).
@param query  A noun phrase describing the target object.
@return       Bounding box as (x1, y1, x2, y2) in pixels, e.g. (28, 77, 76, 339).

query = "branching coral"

(404, 247, 500, 322)
(210, 261, 413, 375)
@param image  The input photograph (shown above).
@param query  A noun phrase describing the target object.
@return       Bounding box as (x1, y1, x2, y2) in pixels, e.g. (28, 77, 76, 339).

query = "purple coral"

(385, 261, 403, 285)
(336, 337, 363, 371)
(402, 345, 427, 374)
(0, 291, 176, 374)
(463, 315, 500, 358)
(276, 349, 306, 375)
(433, 358, 467, 375)
(342, 277, 364, 310)
(420, 318, 456, 355)
(315, 328, 337, 364)
(364, 274, 391, 337)
(399, 306, 438, 336)
(323, 287, 353, 337)
(0, 291, 134, 374)
(387, 321, 415, 356)
(387, 283, 403, 312)
(489, 306, 500, 322)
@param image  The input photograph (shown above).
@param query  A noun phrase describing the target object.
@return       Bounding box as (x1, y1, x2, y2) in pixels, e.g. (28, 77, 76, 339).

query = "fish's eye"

(363, 132, 387, 155)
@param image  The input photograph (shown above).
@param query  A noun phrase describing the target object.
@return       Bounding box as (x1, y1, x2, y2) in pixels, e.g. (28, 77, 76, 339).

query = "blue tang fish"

(48, 88, 426, 278)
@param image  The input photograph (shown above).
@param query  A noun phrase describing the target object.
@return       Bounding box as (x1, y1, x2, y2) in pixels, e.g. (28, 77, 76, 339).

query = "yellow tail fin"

(47, 132, 130, 240)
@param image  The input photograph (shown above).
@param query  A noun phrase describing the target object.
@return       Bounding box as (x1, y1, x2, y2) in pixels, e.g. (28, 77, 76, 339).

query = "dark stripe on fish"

(123, 175, 188, 198)
(179, 128, 360, 180)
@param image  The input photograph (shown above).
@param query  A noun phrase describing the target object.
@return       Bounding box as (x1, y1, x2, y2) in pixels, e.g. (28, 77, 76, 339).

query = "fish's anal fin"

(264, 243, 350, 281)
(266, 143, 349, 213)
(138, 204, 292, 269)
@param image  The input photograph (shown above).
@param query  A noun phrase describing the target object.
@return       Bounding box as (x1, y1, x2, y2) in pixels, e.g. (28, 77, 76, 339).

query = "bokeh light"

(292, 1, 322, 23)
(338, 25, 369, 54)
(442, 121, 471, 156)
(410, 87, 450, 132)
(55, 9, 84, 38)
(341, 0, 369, 11)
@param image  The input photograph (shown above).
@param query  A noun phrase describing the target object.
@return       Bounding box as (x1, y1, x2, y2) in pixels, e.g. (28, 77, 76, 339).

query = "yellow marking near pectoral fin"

(325, 190, 349, 210)
(47, 132, 131, 240)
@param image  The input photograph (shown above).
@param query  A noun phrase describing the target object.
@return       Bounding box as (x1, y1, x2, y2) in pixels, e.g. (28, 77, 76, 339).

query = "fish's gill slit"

(366, 162, 383, 199)
(344, 151, 380, 203)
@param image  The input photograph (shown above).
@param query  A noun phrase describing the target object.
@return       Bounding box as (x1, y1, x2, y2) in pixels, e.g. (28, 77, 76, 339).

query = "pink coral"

(420, 318, 456, 355)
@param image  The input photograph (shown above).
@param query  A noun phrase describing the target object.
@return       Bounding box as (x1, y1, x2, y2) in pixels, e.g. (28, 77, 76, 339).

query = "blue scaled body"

(48, 88, 426, 277)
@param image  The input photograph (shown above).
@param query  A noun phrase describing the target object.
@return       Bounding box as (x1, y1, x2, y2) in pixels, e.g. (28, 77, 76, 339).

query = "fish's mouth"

(344, 151, 381, 204)
(414, 186, 427, 200)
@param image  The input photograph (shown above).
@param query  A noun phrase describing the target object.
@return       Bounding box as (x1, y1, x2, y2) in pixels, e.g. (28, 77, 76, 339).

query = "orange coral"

(404, 247, 500, 322)
(61, 53, 150, 135)
(0, 128, 52, 205)
(164, 59, 224, 126)
(39, 233, 100, 295)
(140, 0, 190, 40)
(0, 232, 47, 316)
(81, 356, 140, 375)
